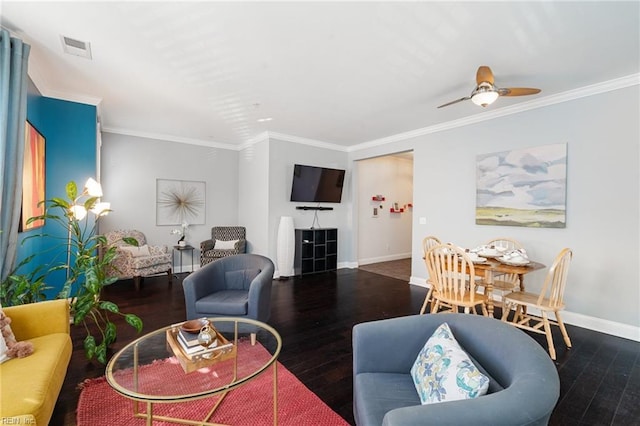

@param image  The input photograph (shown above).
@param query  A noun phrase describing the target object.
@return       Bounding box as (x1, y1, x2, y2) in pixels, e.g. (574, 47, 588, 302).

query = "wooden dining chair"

(479, 237, 526, 301)
(425, 244, 488, 316)
(419, 236, 442, 314)
(501, 248, 573, 360)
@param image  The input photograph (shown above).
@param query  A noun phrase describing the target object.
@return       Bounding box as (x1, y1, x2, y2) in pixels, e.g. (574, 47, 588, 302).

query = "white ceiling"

(2, 1, 639, 149)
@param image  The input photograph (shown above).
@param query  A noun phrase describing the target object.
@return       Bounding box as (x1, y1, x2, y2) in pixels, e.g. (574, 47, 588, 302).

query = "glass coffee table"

(106, 317, 282, 426)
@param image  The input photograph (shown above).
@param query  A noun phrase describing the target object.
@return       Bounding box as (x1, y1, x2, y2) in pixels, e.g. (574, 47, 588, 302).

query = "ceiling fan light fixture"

(471, 89, 499, 107)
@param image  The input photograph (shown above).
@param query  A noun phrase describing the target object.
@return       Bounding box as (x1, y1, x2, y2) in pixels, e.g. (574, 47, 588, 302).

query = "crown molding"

(101, 126, 240, 150)
(266, 131, 348, 152)
(348, 73, 640, 152)
(237, 131, 269, 150)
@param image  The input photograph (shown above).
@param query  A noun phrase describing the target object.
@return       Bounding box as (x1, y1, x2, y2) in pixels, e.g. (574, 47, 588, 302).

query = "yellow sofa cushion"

(0, 300, 72, 425)
(0, 332, 72, 425)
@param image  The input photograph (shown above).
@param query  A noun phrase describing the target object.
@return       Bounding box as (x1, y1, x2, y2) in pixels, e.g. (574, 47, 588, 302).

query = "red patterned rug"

(77, 342, 349, 426)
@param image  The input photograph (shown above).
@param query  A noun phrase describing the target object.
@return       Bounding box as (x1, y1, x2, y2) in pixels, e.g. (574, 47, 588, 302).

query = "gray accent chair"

(200, 226, 247, 267)
(182, 254, 274, 343)
(353, 314, 559, 426)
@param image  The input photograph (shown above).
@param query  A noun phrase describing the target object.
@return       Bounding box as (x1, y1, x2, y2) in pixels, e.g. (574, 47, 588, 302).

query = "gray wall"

(267, 138, 350, 270)
(350, 88, 639, 334)
(100, 133, 239, 269)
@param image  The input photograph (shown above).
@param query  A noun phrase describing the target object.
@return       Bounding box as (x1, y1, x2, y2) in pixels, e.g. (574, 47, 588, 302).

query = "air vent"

(60, 35, 92, 59)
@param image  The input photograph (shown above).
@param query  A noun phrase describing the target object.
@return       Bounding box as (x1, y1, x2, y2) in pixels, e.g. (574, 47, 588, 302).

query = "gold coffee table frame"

(106, 317, 282, 426)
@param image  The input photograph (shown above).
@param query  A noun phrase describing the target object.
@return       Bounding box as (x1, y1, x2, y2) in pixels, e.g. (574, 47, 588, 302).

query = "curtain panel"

(0, 29, 30, 281)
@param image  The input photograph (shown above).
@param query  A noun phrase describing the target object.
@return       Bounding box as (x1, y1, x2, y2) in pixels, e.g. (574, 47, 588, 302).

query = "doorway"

(355, 151, 414, 281)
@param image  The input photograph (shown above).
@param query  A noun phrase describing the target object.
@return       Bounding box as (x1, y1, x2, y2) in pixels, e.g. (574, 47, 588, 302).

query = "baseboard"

(408, 278, 640, 342)
(358, 253, 411, 266)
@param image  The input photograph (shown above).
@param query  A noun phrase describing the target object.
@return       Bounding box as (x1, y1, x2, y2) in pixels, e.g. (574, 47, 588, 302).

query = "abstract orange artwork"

(20, 121, 45, 231)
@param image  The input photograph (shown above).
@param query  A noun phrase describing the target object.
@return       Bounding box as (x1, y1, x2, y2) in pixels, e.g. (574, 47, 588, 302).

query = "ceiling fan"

(437, 66, 541, 108)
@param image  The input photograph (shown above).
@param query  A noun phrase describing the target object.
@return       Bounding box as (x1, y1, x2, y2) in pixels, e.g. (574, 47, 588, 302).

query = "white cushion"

(120, 244, 151, 257)
(410, 322, 489, 405)
(214, 239, 238, 250)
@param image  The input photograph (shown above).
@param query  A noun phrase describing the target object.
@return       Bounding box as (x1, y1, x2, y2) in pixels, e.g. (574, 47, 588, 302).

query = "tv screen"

(290, 164, 345, 203)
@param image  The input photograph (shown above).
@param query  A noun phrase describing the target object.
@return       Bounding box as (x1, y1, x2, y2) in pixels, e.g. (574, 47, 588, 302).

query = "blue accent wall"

(17, 95, 97, 298)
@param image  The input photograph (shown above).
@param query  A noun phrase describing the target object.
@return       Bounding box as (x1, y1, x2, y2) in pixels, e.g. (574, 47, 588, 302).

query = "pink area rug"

(77, 342, 349, 426)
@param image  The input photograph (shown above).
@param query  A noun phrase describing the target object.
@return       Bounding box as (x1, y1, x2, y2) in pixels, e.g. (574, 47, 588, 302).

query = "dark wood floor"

(52, 268, 640, 425)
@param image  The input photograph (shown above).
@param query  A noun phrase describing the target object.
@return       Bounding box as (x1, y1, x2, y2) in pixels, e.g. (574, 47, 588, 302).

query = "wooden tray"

(166, 326, 235, 373)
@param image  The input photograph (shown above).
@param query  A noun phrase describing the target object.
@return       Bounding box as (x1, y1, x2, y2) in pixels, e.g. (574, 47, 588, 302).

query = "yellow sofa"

(0, 299, 72, 425)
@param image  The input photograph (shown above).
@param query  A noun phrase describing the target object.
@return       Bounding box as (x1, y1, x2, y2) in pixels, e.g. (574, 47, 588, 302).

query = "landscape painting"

(476, 143, 567, 228)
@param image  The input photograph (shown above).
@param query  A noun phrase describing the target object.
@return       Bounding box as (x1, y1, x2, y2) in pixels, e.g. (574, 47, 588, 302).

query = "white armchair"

(104, 230, 172, 291)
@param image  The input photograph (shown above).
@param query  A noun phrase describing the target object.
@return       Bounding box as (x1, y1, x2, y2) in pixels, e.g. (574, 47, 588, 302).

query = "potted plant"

(3, 179, 143, 363)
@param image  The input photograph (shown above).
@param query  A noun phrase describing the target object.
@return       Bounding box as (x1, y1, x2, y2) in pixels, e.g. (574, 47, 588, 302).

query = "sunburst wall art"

(476, 143, 567, 228)
(156, 179, 206, 226)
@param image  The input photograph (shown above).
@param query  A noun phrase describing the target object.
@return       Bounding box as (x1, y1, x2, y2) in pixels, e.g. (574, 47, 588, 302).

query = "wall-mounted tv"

(290, 164, 345, 203)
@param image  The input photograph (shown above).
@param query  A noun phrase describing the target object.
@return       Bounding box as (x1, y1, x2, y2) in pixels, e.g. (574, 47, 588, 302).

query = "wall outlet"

(419, 217, 427, 225)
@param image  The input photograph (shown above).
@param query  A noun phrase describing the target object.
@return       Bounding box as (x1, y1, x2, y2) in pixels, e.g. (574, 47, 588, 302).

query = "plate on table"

(478, 251, 501, 258)
(470, 258, 488, 264)
(498, 257, 530, 266)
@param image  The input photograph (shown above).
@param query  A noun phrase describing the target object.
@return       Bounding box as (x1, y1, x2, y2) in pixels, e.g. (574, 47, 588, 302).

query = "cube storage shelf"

(294, 228, 337, 276)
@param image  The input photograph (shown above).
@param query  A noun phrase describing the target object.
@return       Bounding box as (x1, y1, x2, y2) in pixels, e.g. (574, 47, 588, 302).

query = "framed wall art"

(20, 121, 46, 231)
(476, 143, 567, 228)
(156, 179, 205, 226)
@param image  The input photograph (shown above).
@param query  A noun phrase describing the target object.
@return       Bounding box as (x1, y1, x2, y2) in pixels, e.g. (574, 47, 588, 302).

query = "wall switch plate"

(419, 217, 427, 225)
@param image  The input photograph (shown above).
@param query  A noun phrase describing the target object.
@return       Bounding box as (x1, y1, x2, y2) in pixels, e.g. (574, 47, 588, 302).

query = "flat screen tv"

(290, 164, 345, 203)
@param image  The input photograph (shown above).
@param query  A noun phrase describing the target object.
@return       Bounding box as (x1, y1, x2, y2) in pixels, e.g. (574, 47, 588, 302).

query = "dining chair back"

(482, 237, 526, 298)
(419, 235, 442, 314)
(501, 248, 573, 360)
(425, 244, 487, 316)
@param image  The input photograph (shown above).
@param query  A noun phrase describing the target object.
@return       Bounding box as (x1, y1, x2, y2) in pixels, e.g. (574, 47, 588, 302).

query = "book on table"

(177, 329, 202, 348)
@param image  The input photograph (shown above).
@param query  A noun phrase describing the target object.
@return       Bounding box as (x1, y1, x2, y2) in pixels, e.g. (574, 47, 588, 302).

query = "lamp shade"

(70, 205, 87, 220)
(85, 177, 103, 197)
(90, 202, 111, 216)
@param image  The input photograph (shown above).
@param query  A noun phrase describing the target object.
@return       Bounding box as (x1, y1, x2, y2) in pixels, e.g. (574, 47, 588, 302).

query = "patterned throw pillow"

(120, 244, 151, 257)
(410, 322, 489, 404)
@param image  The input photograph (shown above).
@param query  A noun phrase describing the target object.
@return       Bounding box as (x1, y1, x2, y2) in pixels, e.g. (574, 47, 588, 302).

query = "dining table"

(471, 257, 546, 317)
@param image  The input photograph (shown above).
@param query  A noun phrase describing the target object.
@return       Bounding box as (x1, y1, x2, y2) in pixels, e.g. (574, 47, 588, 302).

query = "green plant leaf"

(96, 342, 107, 364)
(104, 322, 117, 345)
(122, 237, 139, 247)
(84, 335, 96, 360)
(50, 197, 70, 209)
(99, 301, 119, 313)
(66, 181, 78, 200)
(125, 314, 143, 333)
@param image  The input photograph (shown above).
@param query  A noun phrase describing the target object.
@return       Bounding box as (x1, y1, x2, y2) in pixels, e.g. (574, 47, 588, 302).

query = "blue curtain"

(0, 30, 30, 281)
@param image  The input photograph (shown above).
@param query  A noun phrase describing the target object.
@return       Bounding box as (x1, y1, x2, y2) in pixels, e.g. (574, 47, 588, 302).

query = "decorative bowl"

(181, 318, 209, 333)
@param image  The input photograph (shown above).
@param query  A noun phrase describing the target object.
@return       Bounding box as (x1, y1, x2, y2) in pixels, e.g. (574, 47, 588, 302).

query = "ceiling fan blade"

(476, 66, 494, 85)
(499, 87, 541, 96)
(437, 96, 471, 108)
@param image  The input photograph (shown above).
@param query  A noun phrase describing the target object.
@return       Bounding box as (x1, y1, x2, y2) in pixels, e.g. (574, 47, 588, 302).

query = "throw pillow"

(215, 239, 239, 250)
(410, 322, 489, 405)
(120, 244, 151, 257)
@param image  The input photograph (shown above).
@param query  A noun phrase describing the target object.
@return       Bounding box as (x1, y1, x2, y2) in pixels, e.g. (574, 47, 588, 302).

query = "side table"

(173, 245, 195, 274)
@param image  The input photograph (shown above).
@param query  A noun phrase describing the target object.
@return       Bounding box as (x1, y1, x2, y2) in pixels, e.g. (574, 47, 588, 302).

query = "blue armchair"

(353, 314, 559, 426)
(182, 254, 274, 344)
